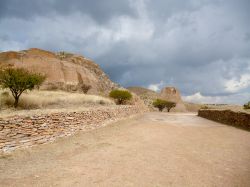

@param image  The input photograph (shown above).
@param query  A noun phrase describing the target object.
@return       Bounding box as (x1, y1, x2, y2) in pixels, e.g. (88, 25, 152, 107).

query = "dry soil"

(0, 112, 250, 187)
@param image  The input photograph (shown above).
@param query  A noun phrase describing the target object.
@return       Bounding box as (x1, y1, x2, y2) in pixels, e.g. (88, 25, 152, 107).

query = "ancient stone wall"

(0, 106, 145, 153)
(198, 109, 250, 130)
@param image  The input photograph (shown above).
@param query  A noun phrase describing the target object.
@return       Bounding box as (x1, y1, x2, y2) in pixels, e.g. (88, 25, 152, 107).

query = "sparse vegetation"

(109, 90, 132, 105)
(57, 51, 73, 60)
(201, 105, 209, 109)
(0, 68, 46, 108)
(79, 83, 92, 94)
(153, 99, 176, 112)
(0, 90, 115, 111)
(243, 102, 250, 110)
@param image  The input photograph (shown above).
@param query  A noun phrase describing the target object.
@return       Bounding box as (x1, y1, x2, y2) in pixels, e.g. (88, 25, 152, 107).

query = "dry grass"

(0, 90, 115, 110)
(0, 90, 116, 118)
(201, 104, 250, 114)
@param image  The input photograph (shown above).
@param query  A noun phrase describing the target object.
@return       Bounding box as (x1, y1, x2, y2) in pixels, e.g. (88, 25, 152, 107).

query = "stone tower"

(160, 87, 187, 112)
(160, 87, 183, 103)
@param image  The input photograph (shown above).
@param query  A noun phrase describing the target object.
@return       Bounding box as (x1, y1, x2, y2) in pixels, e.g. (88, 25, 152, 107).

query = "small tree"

(243, 102, 250, 110)
(165, 101, 176, 112)
(109, 89, 132, 105)
(0, 68, 46, 108)
(153, 99, 176, 112)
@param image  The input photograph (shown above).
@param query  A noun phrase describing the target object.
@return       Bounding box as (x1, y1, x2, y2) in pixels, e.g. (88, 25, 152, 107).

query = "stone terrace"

(0, 106, 145, 153)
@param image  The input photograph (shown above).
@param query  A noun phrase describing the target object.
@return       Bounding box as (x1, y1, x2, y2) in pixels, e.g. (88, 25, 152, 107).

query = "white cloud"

(148, 81, 164, 92)
(225, 74, 250, 92)
(184, 92, 219, 104)
(183, 92, 250, 105)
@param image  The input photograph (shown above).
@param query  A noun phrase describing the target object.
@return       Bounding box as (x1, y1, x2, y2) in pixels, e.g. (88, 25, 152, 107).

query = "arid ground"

(0, 113, 250, 187)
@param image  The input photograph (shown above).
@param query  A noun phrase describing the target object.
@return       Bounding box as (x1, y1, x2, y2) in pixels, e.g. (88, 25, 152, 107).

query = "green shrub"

(0, 68, 46, 108)
(201, 105, 209, 109)
(109, 89, 132, 105)
(153, 99, 176, 112)
(243, 102, 250, 110)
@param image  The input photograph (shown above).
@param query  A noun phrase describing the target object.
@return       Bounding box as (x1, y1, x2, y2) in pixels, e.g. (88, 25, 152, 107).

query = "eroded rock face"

(0, 48, 118, 94)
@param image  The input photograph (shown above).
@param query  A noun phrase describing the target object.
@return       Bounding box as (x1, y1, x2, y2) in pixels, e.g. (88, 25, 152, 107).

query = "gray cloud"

(0, 0, 136, 23)
(0, 0, 249, 104)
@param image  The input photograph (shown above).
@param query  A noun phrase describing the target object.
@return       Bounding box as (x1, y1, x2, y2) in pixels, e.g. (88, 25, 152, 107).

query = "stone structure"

(160, 87, 187, 112)
(128, 86, 190, 112)
(198, 109, 250, 130)
(0, 48, 118, 94)
(160, 87, 183, 103)
(0, 106, 146, 153)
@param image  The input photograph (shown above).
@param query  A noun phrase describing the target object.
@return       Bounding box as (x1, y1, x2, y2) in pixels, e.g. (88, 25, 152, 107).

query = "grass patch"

(0, 90, 115, 110)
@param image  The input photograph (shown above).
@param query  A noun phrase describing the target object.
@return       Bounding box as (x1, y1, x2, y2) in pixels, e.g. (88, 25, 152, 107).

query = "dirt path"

(1, 112, 250, 187)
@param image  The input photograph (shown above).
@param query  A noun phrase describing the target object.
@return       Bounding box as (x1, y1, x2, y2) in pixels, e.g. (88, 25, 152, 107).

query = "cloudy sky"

(0, 0, 250, 104)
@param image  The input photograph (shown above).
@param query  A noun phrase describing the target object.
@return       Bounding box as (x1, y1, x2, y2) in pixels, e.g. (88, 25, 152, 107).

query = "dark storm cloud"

(0, 0, 250, 104)
(0, 0, 136, 23)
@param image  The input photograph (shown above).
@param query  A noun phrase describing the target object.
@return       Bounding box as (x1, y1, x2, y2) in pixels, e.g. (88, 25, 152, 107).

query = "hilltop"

(0, 48, 118, 94)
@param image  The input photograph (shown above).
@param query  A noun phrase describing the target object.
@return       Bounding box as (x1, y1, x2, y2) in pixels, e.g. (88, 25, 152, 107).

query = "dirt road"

(1, 113, 250, 187)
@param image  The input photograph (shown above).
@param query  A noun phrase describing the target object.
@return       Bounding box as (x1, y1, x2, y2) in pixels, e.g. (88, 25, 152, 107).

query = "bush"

(243, 102, 250, 110)
(153, 99, 176, 112)
(0, 68, 46, 108)
(201, 105, 209, 109)
(109, 89, 132, 105)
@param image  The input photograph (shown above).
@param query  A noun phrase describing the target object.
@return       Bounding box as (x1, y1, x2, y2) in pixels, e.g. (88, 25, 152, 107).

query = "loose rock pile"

(0, 106, 144, 153)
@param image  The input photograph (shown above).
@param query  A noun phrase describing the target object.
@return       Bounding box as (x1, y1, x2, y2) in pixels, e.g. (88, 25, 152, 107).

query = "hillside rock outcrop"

(0, 48, 118, 94)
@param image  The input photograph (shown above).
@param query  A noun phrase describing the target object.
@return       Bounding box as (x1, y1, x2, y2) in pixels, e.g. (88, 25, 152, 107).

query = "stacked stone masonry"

(0, 106, 145, 153)
(198, 109, 250, 131)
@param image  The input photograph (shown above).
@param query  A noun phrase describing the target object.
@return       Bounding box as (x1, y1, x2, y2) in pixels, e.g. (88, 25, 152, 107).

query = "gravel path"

(0, 112, 250, 187)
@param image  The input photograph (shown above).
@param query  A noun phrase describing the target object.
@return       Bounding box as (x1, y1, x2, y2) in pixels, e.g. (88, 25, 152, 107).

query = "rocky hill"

(128, 86, 201, 112)
(0, 48, 118, 94)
